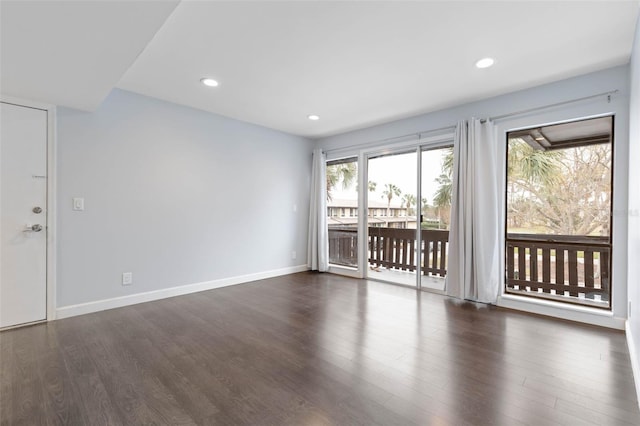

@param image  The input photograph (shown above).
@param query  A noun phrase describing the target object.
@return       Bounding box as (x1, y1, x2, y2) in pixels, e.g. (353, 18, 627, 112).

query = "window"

(505, 116, 613, 309)
(326, 157, 358, 269)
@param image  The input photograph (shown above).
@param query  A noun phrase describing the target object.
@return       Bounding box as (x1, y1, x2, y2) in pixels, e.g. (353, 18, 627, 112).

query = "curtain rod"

(481, 89, 619, 123)
(323, 89, 618, 155)
(323, 124, 456, 155)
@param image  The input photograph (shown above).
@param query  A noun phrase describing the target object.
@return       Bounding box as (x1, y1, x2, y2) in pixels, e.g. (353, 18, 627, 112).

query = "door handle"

(23, 224, 43, 232)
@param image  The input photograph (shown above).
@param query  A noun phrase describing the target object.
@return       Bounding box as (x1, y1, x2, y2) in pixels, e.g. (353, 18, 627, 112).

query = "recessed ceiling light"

(200, 77, 219, 87)
(475, 57, 495, 69)
(308, 114, 320, 121)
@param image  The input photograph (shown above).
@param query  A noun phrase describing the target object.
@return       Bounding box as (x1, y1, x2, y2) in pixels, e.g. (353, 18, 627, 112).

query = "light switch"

(72, 198, 84, 211)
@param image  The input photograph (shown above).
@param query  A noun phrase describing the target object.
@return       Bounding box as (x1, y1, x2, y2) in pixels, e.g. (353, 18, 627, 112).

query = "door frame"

(361, 133, 454, 289)
(1, 95, 57, 324)
(495, 105, 627, 330)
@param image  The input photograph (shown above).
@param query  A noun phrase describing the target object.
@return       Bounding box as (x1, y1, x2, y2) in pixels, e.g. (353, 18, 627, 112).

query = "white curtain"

(307, 148, 329, 272)
(446, 119, 501, 303)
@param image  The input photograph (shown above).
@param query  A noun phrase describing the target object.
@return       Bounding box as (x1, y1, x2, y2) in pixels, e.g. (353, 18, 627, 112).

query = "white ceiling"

(0, 0, 179, 111)
(2, 1, 639, 138)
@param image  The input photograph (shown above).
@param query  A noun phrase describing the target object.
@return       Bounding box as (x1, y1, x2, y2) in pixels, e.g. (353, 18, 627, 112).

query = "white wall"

(56, 89, 312, 310)
(316, 66, 630, 328)
(627, 14, 640, 402)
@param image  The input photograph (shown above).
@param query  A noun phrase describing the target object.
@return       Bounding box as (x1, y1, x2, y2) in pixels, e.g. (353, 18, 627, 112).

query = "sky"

(332, 149, 449, 205)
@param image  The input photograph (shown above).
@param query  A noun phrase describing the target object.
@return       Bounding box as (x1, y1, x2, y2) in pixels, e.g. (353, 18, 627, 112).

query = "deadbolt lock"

(32, 206, 43, 214)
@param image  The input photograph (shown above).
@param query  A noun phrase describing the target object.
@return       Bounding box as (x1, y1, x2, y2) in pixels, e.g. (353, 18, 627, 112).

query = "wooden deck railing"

(368, 227, 449, 276)
(328, 227, 358, 267)
(328, 227, 449, 277)
(329, 229, 610, 306)
(506, 233, 611, 306)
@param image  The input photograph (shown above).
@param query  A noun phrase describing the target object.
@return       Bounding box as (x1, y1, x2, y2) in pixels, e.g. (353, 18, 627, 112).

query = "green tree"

(432, 148, 455, 228)
(507, 140, 610, 235)
(382, 183, 401, 217)
(357, 180, 377, 193)
(401, 194, 416, 215)
(401, 193, 416, 228)
(433, 173, 452, 228)
(421, 197, 429, 215)
(507, 139, 562, 186)
(433, 173, 452, 207)
(326, 162, 356, 200)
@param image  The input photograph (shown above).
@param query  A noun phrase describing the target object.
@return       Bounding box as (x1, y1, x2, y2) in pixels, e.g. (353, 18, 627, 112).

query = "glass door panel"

(367, 151, 418, 287)
(420, 147, 453, 291)
(327, 158, 359, 269)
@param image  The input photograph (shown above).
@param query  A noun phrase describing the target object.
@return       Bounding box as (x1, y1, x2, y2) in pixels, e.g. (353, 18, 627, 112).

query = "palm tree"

(326, 162, 356, 200)
(401, 194, 416, 216)
(421, 197, 429, 215)
(433, 173, 452, 228)
(433, 148, 454, 227)
(382, 183, 401, 218)
(441, 147, 454, 176)
(433, 173, 452, 207)
(401, 193, 416, 227)
(507, 139, 562, 186)
(356, 180, 378, 193)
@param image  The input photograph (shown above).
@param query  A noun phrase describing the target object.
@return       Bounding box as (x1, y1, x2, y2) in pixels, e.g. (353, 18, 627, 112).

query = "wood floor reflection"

(2, 272, 638, 425)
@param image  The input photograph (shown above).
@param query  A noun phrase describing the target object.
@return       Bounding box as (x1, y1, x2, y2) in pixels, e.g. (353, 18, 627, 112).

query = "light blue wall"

(316, 65, 630, 326)
(317, 66, 629, 151)
(628, 14, 640, 395)
(57, 89, 313, 307)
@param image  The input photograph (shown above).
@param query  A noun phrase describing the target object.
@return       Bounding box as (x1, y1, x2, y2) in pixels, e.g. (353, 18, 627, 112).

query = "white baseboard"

(626, 321, 640, 410)
(56, 265, 309, 320)
(497, 294, 625, 330)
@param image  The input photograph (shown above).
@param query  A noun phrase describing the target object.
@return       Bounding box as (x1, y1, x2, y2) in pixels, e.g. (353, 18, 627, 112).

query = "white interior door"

(1, 102, 48, 328)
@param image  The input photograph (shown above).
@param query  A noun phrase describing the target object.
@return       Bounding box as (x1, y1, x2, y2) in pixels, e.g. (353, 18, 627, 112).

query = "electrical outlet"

(291, 251, 297, 260)
(122, 272, 133, 286)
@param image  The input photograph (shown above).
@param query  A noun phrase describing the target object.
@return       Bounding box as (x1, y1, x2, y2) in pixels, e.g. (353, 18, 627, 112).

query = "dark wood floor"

(1, 272, 639, 425)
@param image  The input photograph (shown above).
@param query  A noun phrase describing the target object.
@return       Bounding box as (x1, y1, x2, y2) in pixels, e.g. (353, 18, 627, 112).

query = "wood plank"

(440, 240, 447, 277)
(507, 244, 515, 280)
(1, 272, 637, 426)
(556, 249, 565, 292)
(408, 238, 415, 271)
(517, 245, 526, 283)
(507, 279, 607, 295)
(568, 249, 579, 296)
(401, 238, 408, 271)
(601, 250, 611, 292)
(530, 245, 538, 283)
(542, 248, 551, 283)
(584, 250, 594, 289)
(430, 241, 438, 276)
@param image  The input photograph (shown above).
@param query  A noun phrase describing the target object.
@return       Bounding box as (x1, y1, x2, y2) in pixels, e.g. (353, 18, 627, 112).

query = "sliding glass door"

(367, 151, 418, 286)
(365, 145, 452, 290)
